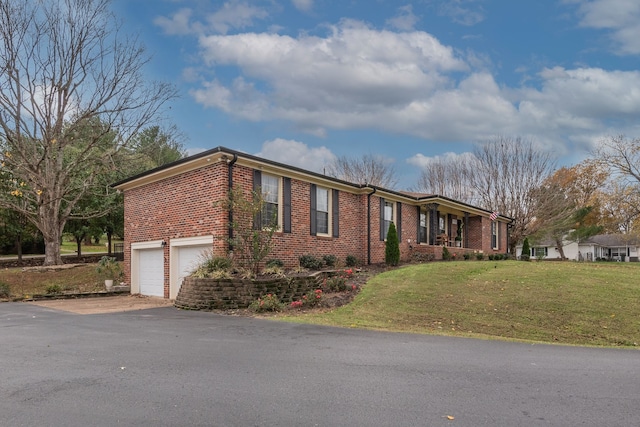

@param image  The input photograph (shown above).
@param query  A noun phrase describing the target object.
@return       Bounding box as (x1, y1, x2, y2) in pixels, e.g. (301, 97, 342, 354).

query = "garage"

(169, 236, 213, 299)
(138, 248, 165, 297)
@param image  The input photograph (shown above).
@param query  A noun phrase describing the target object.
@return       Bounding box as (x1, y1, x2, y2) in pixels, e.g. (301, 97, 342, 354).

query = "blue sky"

(112, 0, 640, 189)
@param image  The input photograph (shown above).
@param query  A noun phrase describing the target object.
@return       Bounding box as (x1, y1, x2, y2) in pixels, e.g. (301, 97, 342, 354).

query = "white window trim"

(383, 200, 396, 241)
(316, 186, 332, 237)
(492, 222, 499, 250)
(261, 173, 283, 232)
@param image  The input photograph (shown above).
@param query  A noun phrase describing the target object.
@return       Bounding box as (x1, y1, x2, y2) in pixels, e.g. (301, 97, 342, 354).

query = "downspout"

(366, 186, 377, 265)
(227, 153, 238, 251)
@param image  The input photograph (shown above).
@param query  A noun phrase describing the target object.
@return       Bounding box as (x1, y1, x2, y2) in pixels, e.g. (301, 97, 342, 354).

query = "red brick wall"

(123, 161, 229, 296)
(231, 164, 367, 267)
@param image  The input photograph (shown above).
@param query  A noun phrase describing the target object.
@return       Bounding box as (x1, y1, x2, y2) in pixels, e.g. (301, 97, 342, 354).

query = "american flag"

(489, 211, 499, 221)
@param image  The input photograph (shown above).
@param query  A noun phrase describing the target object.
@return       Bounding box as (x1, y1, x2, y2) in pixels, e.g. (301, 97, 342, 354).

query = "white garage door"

(172, 245, 210, 299)
(138, 248, 164, 297)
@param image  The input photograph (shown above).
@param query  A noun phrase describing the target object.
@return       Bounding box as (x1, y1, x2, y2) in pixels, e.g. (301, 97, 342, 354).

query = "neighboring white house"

(515, 234, 640, 262)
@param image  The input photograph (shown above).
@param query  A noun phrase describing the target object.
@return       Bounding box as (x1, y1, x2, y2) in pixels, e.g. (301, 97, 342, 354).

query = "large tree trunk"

(41, 207, 64, 266)
(554, 236, 566, 260)
(43, 236, 63, 265)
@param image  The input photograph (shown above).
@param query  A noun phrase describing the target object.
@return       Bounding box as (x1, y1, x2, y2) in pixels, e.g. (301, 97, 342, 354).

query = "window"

(382, 200, 394, 240)
(438, 215, 445, 235)
(261, 174, 279, 228)
(253, 170, 291, 233)
(316, 186, 329, 235)
(310, 185, 339, 237)
(491, 221, 498, 249)
(419, 212, 427, 243)
(532, 247, 547, 258)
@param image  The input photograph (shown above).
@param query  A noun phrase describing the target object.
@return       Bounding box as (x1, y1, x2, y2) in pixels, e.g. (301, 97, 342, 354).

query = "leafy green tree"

(385, 222, 400, 266)
(129, 126, 187, 172)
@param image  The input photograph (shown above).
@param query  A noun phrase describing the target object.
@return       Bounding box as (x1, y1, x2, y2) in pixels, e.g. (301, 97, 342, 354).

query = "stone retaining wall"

(174, 273, 325, 310)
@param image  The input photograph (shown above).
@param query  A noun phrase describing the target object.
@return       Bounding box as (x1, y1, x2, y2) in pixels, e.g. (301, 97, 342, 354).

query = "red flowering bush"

(248, 294, 285, 312)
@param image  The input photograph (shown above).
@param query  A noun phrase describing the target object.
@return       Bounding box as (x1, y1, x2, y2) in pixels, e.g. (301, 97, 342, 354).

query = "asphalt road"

(1, 303, 638, 427)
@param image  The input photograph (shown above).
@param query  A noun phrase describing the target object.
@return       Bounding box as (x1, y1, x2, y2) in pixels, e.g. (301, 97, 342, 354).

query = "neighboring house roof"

(582, 234, 640, 247)
(113, 146, 512, 222)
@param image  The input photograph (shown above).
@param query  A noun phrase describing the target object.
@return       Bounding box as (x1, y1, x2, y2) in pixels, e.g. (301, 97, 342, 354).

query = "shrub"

(191, 252, 232, 278)
(475, 253, 484, 260)
(322, 254, 337, 267)
(248, 294, 285, 312)
(265, 259, 284, 268)
(323, 269, 354, 292)
(488, 254, 494, 261)
(442, 246, 451, 261)
(520, 238, 531, 261)
(412, 252, 435, 262)
(222, 185, 279, 276)
(385, 222, 400, 266)
(303, 289, 323, 307)
(299, 254, 323, 270)
(0, 282, 10, 298)
(345, 255, 358, 267)
(263, 259, 285, 277)
(45, 284, 62, 294)
(463, 253, 471, 260)
(261, 265, 285, 277)
(96, 256, 123, 281)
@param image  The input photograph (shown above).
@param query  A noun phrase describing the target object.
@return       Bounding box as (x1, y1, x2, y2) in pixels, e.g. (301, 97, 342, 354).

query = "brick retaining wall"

(174, 273, 326, 310)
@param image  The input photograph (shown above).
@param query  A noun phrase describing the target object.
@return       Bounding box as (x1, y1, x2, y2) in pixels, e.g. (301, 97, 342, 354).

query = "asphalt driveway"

(1, 302, 638, 426)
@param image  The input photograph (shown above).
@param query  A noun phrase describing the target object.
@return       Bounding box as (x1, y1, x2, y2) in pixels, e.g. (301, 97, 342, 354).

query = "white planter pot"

(105, 279, 114, 290)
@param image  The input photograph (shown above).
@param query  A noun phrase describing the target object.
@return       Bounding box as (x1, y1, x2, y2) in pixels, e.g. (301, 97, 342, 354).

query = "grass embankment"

(287, 261, 640, 347)
(0, 264, 106, 299)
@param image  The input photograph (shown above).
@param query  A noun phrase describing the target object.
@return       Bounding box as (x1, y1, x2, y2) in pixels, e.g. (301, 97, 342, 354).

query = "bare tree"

(467, 136, 555, 253)
(591, 135, 640, 236)
(0, 0, 177, 265)
(326, 153, 398, 189)
(414, 154, 475, 202)
(593, 135, 640, 184)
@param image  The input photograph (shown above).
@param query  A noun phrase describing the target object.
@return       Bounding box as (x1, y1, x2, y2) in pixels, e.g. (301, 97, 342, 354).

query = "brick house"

(113, 146, 510, 299)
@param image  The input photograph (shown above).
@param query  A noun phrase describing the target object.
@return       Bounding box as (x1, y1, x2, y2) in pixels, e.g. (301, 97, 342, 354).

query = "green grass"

(283, 261, 640, 348)
(0, 264, 108, 299)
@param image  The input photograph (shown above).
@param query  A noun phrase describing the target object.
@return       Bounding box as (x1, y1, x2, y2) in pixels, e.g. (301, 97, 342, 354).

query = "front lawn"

(284, 261, 640, 347)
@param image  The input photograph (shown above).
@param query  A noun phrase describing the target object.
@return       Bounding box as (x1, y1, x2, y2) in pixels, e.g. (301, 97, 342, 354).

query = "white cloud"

(184, 17, 640, 155)
(291, 0, 313, 13)
(192, 20, 468, 133)
(255, 139, 337, 173)
(437, 0, 485, 26)
(386, 5, 419, 31)
(407, 151, 475, 169)
(206, 1, 268, 34)
(154, 8, 196, 36)
(570, 0, 640, 54)
(154, 1, 268, 36)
